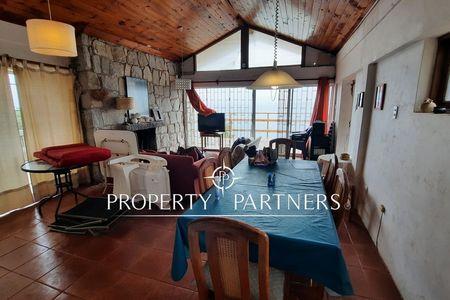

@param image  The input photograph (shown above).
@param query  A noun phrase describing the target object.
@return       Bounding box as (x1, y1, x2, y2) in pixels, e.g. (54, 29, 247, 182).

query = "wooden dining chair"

(231, 145, 246, 167)
(188, 217, 284, 300)
(323, 154, 338, 196)
(218, 147, 233, 170)
(330, 168, 350, 228)
(198, 157, 218, 194)
(269, 138, 296, 159)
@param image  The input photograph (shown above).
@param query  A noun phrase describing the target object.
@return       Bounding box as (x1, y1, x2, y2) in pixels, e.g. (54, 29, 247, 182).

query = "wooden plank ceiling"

(0, 0, 376, 61)
(230, 0, 376, 52)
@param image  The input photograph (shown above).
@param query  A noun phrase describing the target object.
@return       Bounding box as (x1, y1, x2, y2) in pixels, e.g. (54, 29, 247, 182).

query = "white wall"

(0, 20, 70, 66)
(335, 79, 354, 153)
(334, 0, 450, 299)
(346, 69, 366, 167)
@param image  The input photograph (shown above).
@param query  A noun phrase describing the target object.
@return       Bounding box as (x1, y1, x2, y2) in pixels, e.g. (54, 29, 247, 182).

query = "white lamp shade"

(26, 19, 77, 57)
(248, 69, 300, 90)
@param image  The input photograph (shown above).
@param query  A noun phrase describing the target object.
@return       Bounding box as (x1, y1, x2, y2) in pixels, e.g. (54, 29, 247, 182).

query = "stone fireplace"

(72, 33, 186, 180)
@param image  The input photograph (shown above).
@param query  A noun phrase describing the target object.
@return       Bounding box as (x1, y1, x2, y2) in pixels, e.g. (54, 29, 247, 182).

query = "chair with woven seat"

(330, 168, 350, 228)
(269, 138, 296, 159)
(218, 147, 233, 170)
(188, 217, 285, 300)
(322, 154, 338, 196)
(231, 145, 246, 167)
(197, 157, 218, 194)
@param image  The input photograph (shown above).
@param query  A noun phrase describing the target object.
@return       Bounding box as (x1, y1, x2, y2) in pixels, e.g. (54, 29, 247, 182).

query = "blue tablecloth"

(171, 159, 353, 295)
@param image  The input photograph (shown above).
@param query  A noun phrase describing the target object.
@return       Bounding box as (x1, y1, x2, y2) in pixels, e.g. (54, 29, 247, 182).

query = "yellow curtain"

(0, 65, 33, 214)
(15, 66, 84, 198)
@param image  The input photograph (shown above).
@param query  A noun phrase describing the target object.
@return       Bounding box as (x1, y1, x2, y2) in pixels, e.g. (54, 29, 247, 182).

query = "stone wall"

(73, 34, 185, 154)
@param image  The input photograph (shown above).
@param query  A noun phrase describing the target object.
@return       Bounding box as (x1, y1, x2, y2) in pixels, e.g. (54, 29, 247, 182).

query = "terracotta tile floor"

(0, 186, 402, 299)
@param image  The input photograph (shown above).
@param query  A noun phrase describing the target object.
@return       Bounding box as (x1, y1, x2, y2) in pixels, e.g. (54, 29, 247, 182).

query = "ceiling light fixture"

(26, 0, 77, 57)
(248, 0, 300, 90)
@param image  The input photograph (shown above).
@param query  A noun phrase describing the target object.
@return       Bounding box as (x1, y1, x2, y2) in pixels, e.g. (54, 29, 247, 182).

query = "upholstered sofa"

(140, 150, 205, 197)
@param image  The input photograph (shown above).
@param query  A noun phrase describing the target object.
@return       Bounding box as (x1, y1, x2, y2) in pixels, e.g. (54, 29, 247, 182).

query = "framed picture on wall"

(125, 77, 150, 116)
(374, 83, 386, 110)
(357, 92, 365, 108)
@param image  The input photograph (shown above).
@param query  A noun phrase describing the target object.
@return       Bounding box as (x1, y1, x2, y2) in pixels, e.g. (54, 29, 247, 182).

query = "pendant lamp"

(248, 0, 300, 90)
(26, 0, 77, 57)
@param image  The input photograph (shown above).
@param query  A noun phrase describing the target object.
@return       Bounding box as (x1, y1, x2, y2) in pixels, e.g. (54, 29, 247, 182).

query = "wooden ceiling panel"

(0, 0, 240, 60)
(0, 0, 376, 60)
(229, 0, 376, 53)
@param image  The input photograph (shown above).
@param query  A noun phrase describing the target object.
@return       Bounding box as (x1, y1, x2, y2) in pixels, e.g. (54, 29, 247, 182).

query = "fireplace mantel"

(119, 120, 165, 131)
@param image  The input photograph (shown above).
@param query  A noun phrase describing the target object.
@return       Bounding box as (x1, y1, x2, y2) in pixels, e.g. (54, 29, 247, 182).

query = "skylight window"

(196, 31, 241, 71)
(249, 29, 302, 68)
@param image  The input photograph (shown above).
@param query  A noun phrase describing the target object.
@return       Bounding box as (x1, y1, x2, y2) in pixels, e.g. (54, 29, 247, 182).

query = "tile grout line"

(0, 242, 50, 272)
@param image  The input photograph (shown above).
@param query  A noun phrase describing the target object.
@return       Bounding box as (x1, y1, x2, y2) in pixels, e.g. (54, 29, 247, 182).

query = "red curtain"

(310, 77, 330, 125)
(186, 88, 216, 116)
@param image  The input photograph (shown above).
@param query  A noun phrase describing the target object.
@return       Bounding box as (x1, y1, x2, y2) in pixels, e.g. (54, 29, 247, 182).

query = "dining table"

(170, 158, 353, 295)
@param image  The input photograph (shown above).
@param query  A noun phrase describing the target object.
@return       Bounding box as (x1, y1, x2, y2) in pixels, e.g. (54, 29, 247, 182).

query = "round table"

(21, 160, 86, 219)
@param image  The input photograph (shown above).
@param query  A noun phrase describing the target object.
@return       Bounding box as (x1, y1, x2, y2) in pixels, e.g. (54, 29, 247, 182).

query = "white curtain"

(15, 66, 82, 158)
(0, 65, 32, 214)
(15, 66, 84, 198)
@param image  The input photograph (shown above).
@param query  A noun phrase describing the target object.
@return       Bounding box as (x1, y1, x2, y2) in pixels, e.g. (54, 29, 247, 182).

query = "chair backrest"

(93, 129, 139, 178)
(231, 145, 246, 167)
(188, 217, 270, 300)
(323, 154, 338, 195)
(218, 147, 233, 170)
(269, 138, 295, 159)
(198, 157, 218, 194)
(331, 168, 350, 228)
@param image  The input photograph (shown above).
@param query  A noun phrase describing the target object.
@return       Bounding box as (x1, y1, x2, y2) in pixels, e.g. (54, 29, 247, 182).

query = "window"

(185, 86, 317, 148)
(7, 70, 27, 156)
(255, 89, 285, 147)
(249, 29, 302, 68)
(186, 87, 253, 148)
(290, 86, 317, 132)
(196, 31, 241, 71)
(430, 33, 450, 108)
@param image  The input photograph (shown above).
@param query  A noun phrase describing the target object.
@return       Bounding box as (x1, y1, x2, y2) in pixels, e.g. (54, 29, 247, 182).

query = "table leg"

(37, 173, 61, 217)
(66, 172, 78, 204)
(54, 173, 65, 220)
(37, 193, 59, 216)
(38, 170, 87, 220)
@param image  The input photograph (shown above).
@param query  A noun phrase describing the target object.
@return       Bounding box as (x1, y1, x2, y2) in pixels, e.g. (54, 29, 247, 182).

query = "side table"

(200, 132, 224, 152)
(21, 160, 87, 219)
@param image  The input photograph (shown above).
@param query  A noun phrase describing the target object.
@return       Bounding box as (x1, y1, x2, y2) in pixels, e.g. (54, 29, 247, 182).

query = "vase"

(421, 98, 437, 113)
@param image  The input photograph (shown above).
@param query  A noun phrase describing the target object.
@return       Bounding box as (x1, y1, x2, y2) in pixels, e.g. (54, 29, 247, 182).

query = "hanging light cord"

(273, 0, 279, 68)
(180, 26, 184, 77)
(47, 0, 52, 20)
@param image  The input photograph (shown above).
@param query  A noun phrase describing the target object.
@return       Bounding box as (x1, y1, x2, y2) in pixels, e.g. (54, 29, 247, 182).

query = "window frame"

(247, 29, 303, 68)
(184, 85, 320, 147)
(194, 26, 305, 73)
(430, 33, 450, 108)
(195, 30, 242, 72)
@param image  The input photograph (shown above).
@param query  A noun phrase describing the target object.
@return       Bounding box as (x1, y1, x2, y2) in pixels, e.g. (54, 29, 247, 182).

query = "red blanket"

(34, 143, 111, 167)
